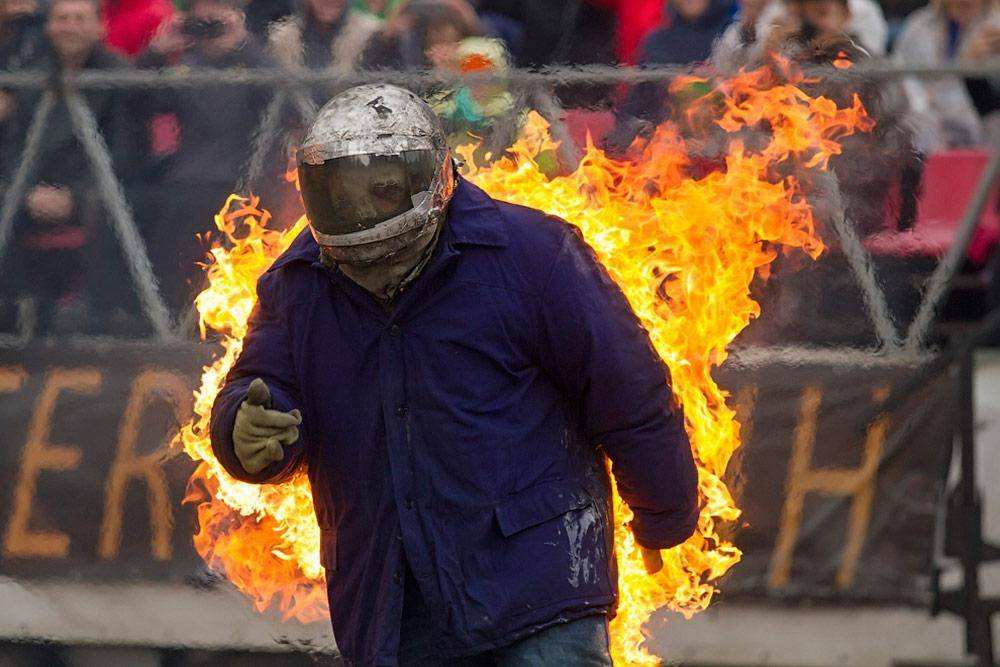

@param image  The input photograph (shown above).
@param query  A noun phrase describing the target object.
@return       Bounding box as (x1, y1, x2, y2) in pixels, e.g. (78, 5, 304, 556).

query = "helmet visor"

(298, 149, 438, 239)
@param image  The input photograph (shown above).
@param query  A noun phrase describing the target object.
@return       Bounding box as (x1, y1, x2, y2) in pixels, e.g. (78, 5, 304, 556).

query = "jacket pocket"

(494, 480, 591, 537)
(319, 525, 337, 573)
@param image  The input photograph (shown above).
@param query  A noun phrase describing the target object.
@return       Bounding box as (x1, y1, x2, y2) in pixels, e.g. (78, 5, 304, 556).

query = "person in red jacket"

(102, 0, 173, 57)
(588, 0, 667, 64)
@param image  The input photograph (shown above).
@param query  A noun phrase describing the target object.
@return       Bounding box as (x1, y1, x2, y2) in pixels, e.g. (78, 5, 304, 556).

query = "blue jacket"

(210, 178, 698, 665)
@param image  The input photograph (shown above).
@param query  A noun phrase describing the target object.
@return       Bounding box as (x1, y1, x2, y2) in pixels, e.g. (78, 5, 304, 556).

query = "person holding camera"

(136, 0, 275, 317)
(1, 0, 141, 334)
(143, 0, 256, 66)
(266, 0, 381, 74)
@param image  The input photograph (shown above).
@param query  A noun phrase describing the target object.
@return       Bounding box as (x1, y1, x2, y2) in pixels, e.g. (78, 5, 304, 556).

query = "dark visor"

(298, 150, 438, 238)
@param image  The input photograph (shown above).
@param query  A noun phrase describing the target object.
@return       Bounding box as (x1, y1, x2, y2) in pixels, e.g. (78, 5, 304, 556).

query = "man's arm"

(210, 270, 306, 484)
(538, 224, 699, 552)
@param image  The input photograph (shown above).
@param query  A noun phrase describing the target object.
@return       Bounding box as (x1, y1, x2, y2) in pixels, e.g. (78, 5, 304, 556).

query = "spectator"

(243, 0, 292, 37)
(712, 0, 769, 67)
(477, 1, 619, 106)
(759, 0, 866, 57)
(266, 0, 380, 72)
(364, 0, 481, 69)
(363, 0, 480, 71)
(2, 0, 140, 334)
(137, 0, 274, 315)
(463, 1, 524, 60)
(960, 13, 1000, 138)
(427, 36, 523, 158)
(475, 0, 617, 68)
(637, 0, 735, 73)
(965, 30, 1000, 123)
(611, 0, 736, 142)
(588, 0, 668, 65)
(894, 0, 1000, 152)
(102, 0, 174, 57)
(0, 0, 44, 70)
(756, 0, 888, 56)
(0, 0, 45, 145)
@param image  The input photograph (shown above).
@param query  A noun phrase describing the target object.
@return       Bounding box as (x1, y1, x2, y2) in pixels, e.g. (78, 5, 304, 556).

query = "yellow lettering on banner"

(0, 367, 26, 394)
(836, 387, 890, 589)
(98, 370, 192, 561)
(3, 369, 101, 559)
(768, 386, 890, 590)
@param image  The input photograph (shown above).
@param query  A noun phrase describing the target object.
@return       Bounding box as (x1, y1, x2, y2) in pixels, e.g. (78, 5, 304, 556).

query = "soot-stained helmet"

(296, 84, 456, 265)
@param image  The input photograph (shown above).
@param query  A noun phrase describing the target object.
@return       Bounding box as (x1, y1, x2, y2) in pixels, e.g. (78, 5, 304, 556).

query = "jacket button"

(396, 403, 409, 417)
(404, 499, 415, 510)
(393, 571, 402, 584)
(389, 324, 401, 336)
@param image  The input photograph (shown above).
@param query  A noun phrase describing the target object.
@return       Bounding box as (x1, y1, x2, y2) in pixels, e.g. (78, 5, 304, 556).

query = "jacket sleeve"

(209, 270, 306, 485)
(538, 224, 698, 549)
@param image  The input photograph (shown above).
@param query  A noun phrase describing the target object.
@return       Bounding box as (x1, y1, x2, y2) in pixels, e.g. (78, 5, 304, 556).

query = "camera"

(181, 17, 226, 40)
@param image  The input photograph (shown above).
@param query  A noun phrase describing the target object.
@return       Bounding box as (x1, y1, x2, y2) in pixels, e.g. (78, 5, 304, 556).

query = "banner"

(715, 358, 951, 605)
(0, 345, 206, 580)
(0, 344, 951, 606)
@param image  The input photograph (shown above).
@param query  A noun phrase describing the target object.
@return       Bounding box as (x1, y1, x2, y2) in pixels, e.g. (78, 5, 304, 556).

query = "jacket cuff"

(630, 502, 700, 550)
(209, 383, 300, 485)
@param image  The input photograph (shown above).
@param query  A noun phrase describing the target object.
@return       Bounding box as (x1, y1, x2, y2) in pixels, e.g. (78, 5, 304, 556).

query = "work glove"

(232, 378, 302, 475)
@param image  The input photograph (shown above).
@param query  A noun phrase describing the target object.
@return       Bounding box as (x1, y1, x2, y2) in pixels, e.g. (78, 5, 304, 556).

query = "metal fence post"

(0, 89, 55, 268)
(62, 90, 175, 341)
(956, 345, 995, 665)
(819, 172, 902, 349)
(238, 88, 288, 195)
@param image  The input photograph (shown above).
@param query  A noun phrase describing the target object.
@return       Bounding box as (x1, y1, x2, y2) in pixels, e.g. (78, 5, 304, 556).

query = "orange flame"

(176, 63, 872, 664)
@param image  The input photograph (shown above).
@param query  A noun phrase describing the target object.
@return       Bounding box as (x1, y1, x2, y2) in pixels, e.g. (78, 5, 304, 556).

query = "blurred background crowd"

(0, 0, 997, 338)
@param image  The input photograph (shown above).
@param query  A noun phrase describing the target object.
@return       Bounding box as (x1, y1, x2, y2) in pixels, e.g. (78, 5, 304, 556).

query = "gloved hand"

(233, 378, 302, 475)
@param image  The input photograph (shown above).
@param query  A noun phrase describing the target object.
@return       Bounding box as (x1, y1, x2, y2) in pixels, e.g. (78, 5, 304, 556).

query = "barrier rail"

(1, 60, 999, 89)
(0, 60, 996, 348)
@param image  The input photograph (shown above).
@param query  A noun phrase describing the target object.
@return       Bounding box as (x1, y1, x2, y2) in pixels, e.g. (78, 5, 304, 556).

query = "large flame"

(177, 62, 873, 663)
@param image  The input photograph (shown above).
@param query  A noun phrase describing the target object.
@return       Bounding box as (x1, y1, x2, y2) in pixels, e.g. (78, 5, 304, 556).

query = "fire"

(176, 62, 872, 663)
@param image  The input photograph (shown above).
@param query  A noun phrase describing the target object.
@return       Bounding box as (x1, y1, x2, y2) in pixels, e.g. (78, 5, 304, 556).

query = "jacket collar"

(267, 176, 507, 274)
(444, 177, 508, 249)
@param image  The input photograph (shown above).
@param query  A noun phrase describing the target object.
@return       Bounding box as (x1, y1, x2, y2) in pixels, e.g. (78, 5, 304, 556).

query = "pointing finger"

(245, 378, 271, 407)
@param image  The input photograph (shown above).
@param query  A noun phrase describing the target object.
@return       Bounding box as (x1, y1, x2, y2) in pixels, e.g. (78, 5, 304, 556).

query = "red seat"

(865, 150, 1000, 264)
(562, 110, 616, 149)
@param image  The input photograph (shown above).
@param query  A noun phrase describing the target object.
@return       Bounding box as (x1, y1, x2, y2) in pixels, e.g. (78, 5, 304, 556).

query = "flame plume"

(177, 62, 873, 664)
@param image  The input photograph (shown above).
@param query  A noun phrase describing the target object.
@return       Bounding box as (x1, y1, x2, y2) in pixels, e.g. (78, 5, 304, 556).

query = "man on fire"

(210, 84, 697, 666)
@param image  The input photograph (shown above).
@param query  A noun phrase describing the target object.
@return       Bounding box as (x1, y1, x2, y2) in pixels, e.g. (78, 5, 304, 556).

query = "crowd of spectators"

(0, 0, 997, 336)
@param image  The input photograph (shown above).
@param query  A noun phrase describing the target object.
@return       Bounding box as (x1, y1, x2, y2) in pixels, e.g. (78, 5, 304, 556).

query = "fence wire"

(1, 60, 999, 90)
(0, 61, 996, 357)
